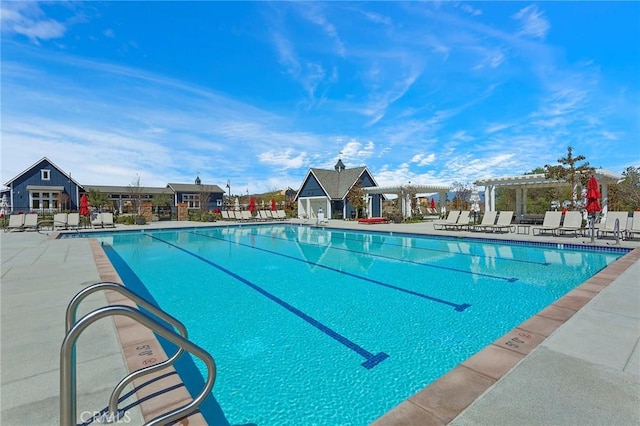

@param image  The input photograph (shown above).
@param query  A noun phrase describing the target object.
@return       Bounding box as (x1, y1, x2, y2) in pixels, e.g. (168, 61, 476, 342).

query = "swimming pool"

(86, 225, 624, 425)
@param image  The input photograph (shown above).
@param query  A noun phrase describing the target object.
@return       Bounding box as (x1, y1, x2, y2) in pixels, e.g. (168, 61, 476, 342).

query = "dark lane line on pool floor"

(244, 229, 519, 283)
(189, 231, 472, 312)
(326, 232, 551, 267)
(146, 233, 389, 370)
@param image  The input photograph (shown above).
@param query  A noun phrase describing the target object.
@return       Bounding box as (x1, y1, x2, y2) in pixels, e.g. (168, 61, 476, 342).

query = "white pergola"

(364, 184, 452, 218)
(474, 168, 624, 219)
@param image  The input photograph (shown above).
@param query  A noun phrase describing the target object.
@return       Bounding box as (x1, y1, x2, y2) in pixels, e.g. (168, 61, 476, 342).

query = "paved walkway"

(1, 219, 638, 425)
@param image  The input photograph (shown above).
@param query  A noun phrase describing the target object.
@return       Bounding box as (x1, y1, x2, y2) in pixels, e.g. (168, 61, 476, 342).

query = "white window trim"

(41, 169, 51, 181)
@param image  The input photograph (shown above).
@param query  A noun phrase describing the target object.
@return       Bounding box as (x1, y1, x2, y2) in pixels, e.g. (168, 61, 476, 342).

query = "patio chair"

(101, 212, 116, 228)
(444, 211, 471, 231)
(276, 210, 288, 220)
(67, 213, 80, 230)
(626, 211, 640, 240)
(433, 210, 461, 230)
(533, 211, 562, 236)
(556, 211, 584, 237)
(91, 212, 103, 228)
(470, 211, 497, 232)
(241, 210, 254, 221)
(53, 213, 68, 230)
(5, 213, 25, 232)
(23, 213, 39, 231)
(484, 211, 514, 233)
(597, 211, 629, 239)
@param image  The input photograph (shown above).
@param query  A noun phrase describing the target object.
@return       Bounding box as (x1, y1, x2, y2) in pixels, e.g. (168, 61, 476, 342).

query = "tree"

(57, 192, 69, 211)
(346, 180, 366, 220)
(152, 193, 172, 207)
(451, 181, 472, 210)
(128, 175, 145, 215)
(544, 146, 594, 209)
(87, 189, 110, 211)
(609, 166, 640, 211)
(197, 188, 213, 212)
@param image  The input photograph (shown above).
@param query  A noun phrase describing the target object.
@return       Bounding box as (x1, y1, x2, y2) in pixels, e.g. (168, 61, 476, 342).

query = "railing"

(61, 282, 216, 425)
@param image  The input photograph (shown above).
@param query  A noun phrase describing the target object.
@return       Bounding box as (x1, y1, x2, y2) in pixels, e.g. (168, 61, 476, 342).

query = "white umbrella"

(0, 194, 8, 217)
(234, 197, 240, 211)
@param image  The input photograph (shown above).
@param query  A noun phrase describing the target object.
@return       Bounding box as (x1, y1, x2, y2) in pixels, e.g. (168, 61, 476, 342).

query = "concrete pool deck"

(1, 219, 638, 425)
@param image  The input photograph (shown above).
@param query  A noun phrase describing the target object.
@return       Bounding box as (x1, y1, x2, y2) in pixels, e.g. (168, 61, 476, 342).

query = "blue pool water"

(84, 225, 624, 425)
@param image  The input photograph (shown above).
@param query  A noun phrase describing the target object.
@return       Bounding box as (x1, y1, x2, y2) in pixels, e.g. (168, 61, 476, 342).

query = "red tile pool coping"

(88, 236, 639, 425)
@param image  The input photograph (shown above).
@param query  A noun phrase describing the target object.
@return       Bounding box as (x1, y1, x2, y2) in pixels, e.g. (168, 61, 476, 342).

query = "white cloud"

(410, 153, 437, 166)
(258, 149, 308, 169)
(1, 2, 67, 43)
(512, 5, 550, 39)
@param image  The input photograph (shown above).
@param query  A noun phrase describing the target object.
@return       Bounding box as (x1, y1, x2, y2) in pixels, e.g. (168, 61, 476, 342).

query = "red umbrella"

(585, 176, 601, 214)
(271, 198, 277, 211)
(249, 197, 255, 213)
(430, 198, 436, 209)
(585, 176, 601, 243)
(79, 194, 90, 216)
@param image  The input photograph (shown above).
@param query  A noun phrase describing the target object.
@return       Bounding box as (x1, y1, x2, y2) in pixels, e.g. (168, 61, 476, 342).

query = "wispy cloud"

(0, 2, 66, 43)
(512, 5, 550, 39)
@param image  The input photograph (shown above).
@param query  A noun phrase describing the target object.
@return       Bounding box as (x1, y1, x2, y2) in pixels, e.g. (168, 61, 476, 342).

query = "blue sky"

(2, 1, 639, 194)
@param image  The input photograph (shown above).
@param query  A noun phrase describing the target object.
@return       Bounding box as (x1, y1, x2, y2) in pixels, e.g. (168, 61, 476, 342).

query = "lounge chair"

(101, 212, 116, 228)
(241, 210, 254, 221)
(597, 211, 629, 239)
(23, 213, 39, 231)
(276, 210, 288, 220)
(53, 213, 68, 230)
(470, 211, 497, 232)
(258, 211, 272, 221)
(5, 214, 25, 232)
(533, 211, 562, 236)
(444, 211, 471, 231)
(626, 211, 640, 240)
(484, 211, 514, 233)
(91, 212, 103, 228)
(433, 210, 461, 230)
(67, 213, 80, 230)
(556, 211, 583, 237)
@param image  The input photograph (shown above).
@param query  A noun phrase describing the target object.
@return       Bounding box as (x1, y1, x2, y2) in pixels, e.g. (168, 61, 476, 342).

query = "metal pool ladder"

(60, 282, 216, 425)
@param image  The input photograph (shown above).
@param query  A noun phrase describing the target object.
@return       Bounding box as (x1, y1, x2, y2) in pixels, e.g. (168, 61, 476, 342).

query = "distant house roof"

(308, 166, 370, 200)
(84, 185, 173, 194)
(4, 156, 83, 189)
(167, 183, 225, 193)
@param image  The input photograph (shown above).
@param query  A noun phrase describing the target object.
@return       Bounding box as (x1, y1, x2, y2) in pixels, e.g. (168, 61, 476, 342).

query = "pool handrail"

(61, 304, 216, 425)
(64, 282, 198, 424)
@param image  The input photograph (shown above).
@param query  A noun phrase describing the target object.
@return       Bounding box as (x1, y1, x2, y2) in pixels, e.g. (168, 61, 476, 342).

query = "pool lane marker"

(190, 231, 472, 312)
(145, 233, 389, 370)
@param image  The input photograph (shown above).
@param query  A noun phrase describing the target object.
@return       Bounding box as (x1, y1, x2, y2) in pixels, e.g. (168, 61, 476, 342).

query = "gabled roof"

(4, 156, 84, 188)
(167, 183, 225, 193)
(310, 166, 369, 199)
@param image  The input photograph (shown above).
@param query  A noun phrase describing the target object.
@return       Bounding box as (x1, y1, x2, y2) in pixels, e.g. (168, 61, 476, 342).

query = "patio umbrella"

(271, 198, 277, 211)
(249, 196, 255, 213)
(0, 194, 8, 217)
(585, 176, 601, 243)
(430, 198, 436, 209)
(79, 194, 90, 216)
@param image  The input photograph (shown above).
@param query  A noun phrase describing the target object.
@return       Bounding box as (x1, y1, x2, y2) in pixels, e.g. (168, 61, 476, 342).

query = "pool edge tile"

(373, 247, 640, 425)
(89, 238, 208, 425)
